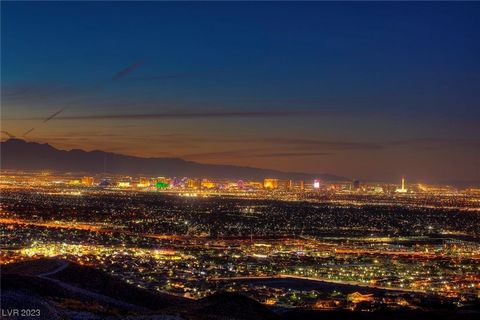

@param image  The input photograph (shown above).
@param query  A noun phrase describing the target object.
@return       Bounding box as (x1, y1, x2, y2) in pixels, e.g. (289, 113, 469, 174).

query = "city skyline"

(2, 169, 480, 318)
(2, 2, 480, 318)
(2, 2, 480, 183)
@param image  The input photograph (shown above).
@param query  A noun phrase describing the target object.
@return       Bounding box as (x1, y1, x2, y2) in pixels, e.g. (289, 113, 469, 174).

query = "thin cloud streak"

(112, 61, 144, 80)
(253, 152, 331, 157)
(51, 110, 320, 120)
(387, 138, 480, 148)
(2, 84, 76, 101)
(181, 150, 250, 159)
(23, 128, 34, 137)
(1, 131, 16, 139)
(129, 71, 216, 81)
(181, 150, 331, 159)
(261, 138, 384, 150)
(43, 108, 66, 123)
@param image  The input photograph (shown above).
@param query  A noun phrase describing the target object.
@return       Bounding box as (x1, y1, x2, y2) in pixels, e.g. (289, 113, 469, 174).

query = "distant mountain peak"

(1, 139, 347, 181)
(3, 137, 27, 144)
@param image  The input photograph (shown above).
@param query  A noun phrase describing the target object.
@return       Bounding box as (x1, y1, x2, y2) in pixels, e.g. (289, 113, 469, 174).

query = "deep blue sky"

(2, 1, 480, 183)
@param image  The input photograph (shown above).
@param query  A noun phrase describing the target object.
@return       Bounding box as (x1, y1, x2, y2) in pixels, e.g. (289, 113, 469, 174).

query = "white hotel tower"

(395, 177, 408, 193)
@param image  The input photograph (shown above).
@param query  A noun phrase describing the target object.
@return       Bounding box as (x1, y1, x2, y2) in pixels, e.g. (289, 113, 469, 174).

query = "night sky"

(2, 2, 479, 183)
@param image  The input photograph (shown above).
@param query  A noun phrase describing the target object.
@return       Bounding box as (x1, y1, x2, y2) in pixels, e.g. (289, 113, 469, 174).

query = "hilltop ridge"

(0, 138, 346, 181)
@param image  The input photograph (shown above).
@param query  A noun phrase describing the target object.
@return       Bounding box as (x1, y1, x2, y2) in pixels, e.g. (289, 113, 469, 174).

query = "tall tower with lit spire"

(396, 177, 407, 193)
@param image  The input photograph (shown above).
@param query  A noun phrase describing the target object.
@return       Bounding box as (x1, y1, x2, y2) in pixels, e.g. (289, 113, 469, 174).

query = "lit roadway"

(0, 217, 189, 241)
(209, 275, 427, 294)
(2, 216, 479, 261)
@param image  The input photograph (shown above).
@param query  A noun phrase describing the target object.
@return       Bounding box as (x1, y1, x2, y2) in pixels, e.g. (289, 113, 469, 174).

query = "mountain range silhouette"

(1, 138, 345, 181)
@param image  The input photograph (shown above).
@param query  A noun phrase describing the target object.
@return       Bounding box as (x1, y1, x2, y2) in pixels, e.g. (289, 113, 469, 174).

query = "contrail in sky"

(12, 61, 144, 138)
(43, 108, 66, 123)
(1, 131, 16, 138)
(42, 61, 143, 123)
(112, 61, 144, 80)
(23, 128, 35, 136)
(54, 110, 319, 120)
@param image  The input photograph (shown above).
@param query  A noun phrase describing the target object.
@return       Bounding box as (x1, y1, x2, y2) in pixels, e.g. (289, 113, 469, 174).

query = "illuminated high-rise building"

(237, 180, 245, 189)
(395, 177, 407, 193)
(69, 179, 81, 185)
(299, 180, 305, 191)
(137, 178, 151, 188)
(118, 181, 130, 188)
(263, 178, 279, 189)
(155, 181, 169, 189)
(81, 176, 94, 186)
(187, 179, 202, 189)
(285, 180, 293, 190)
(201, 179, 215, 189)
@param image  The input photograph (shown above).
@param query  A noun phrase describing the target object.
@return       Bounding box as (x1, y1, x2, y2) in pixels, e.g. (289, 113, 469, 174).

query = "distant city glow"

(1, 170, 480, 312)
